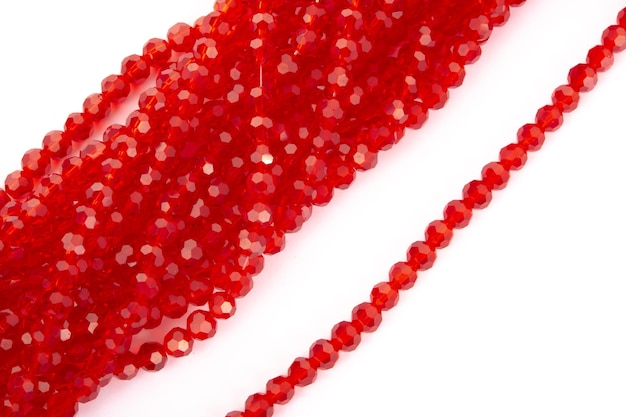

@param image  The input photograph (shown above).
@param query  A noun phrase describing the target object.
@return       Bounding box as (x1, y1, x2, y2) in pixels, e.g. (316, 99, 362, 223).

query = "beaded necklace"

(1, 1, 625, 416)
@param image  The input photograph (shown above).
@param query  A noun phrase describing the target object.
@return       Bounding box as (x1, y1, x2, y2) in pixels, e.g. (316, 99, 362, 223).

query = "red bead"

(535, 105, 563, 132)
(245, 393, 274, 417)
(618, 8, 626, 28)
(370, 282, 400, 311)
(425, 219, 453, 249)
(5, 170, 32, 198)
(551, 85, 580, 113)
(83, 93, 111, 121)
(101, 74, 131, 103)
(143, 37, 172, 66)
(137, 342, 168, 372)
(287, 357, 317, 387)
(330, 321, 361, 352)
(121, 54, 151, 83)
(351, 302, 382, 333)
(164, 327, 193, 357)
(21, 148, 48, 177)
(602, 25, 626, 52)
(443, 200, 473, 229)
(266, 376, 295, 405)
(309, 339, 339, 370)
(187, 310, 217, 340)
(481, 162, 510, 190)
(388, 261, 418, 290)
(167, 22, 195, 52)
(462, 180, 492, 209)
(65, 112, 94, 141)
(567, 64, 597, 92)
(499, 143, 528, 170)
(209, 292, 236, 319)
(586, 45, 614, 72)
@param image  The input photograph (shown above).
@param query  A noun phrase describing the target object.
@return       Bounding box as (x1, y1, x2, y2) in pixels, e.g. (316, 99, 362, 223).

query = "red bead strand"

(224, 11, 625, 416)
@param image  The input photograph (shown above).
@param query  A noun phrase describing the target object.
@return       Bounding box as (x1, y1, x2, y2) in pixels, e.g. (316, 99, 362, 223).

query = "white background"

(1, 1, 625, 416)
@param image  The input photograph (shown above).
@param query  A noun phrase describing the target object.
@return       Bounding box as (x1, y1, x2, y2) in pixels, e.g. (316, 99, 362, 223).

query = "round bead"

(586, 45, 614, 72)
(266, 376, 295, 405)
(551, 85, 580, 113)
(137, 342, 168, 372)
(351, 302, 382, 333)
(101, 74, 131, 103)
(535, 105, 563, 132)
(309, 339, 339, 370)
(83, 93, 111, 121)
(143, 37, 171, 66)
(330, 321, 362, 352)
(462, 180, 492, 209)
(164, 327, 193, 357)
(186, 310, 217, 340)
(499, 143, 528, 170)
(481, 161, 510, 190)
(425, 220, 453, 249)
(370, 282, 400, 311)
(245, 393, 274, 417)
(443, 200, 473, 229)
(567, 64, 597, 92)
(287, 357, 317, 387)
(602, 25, 626, 52)
(167, 22, 195, 51)
(121, 54, 151, 83)
(388, 261, 418, 290)
(209, 292, 236, 319)
(5, 170, 32, 198)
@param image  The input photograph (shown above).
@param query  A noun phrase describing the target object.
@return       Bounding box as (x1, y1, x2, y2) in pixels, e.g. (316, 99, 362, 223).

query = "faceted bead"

(188, 277, 214, 305)
(535, 105, 563, 132)
(567, 64, 597, 92)
(42, 130, 69, 156)
(186, 310, 217, 340)
(455, 40, 481, 64)
(245, 393, 274, 417)
(167, 22, 195, 52)
(351, 302, 382, 333)
(462, 180, 492, 209)
(5, 170, 32, 198)
(389, 261, 418, 290)
(309, 339, 339, 370)
(164, 327, 193, 357)
(602, 25, 626, 52)
(551, 85, 580, 114)
(83, 93, 111, 121)
(101, 74, 131, 103)
(481, 162, 510, 190)
(209, 292, 236, 319)
(266, 376, 295, 405)
(330, 321, 362, 352)
(425, 220, 453, 249)
(618, 7, 626, 28)
(143, 37, 171, 66)
(443, 200, 473, 229)
(137, 342, 168, 371)
(121, 54, 151, 83)
(586, 45, 614, 72)
(288, 357, 317, 387)
(65, 112, 94, 141)
(21, 148, 48, 176)
(469, 15, 493, 43)
(370, 282, 399, 311)
(499, 143, 528, 170)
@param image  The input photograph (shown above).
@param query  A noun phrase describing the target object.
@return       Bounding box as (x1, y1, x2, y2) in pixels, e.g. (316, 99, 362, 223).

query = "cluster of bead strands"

(223, 10, 626, 417)
(2, 0, 534, 415)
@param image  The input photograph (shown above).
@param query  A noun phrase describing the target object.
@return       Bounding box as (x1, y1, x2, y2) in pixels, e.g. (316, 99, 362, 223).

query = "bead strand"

(224, 9, 626, 417)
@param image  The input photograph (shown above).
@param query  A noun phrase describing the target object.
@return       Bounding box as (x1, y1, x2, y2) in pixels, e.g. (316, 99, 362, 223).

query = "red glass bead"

(266, 376, 295, 405)
(602, 25, 626, 52)
(442, 200, 473, 229)
(164, 327, 193, 357)
(83, 93, 111, 121)
(586, 45, 614, 72)
(567, 64, 597, 92)
(462, 180, 492, 209)
(5, 170, 32, 198)
(425, 219, 453, 249)
(351, 302, 382, 333)
(388, 261, 418, 290)
(535, 105, 563, 132)
(21, 148, 48, 177)
(481, 161, 510, 190)
(618, 7, 626, 28)
(65, 112, 94, 141)
(499, 143, 528, 170)
(121, 54, 151, 83)
(143, 37, 171, 66)
(137, 342, 168, 372)
(167, 22, 195, 52)
(186, 310, 217, 340)
(287, 357, 317, 387)
(209, 292, 236, 319)
(330, 321, 362, 352)
(551, 85, 580, 114)
(101, 74, 131, 103)
(370, 282, 400, 311)
(309, 339, 339, 370)
(245, 393, 274, 417)
(42, 130, 68, 156)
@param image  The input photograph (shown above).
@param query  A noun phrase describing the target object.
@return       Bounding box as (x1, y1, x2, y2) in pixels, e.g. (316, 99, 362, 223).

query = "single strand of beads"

(224, 9, 626, 417)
